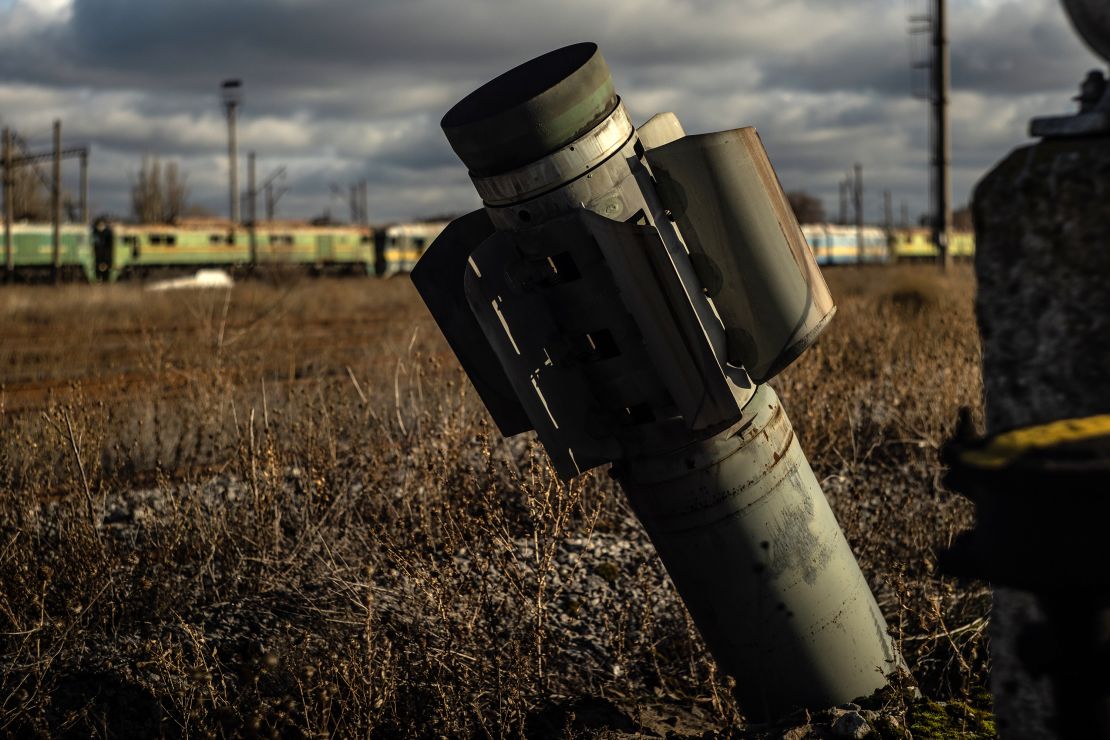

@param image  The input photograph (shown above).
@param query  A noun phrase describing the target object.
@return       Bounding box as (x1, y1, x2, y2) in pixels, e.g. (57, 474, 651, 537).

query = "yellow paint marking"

(960, 415, 1110, 468)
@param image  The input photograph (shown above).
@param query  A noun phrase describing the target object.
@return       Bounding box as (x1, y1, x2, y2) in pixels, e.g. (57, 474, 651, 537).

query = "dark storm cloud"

(0, 0, 1103, 221)
(8, 0, 744, 94)
(756, 0, 1099, 96)
(951, 1, 1099, 94)
(9, 0, 459, 90)
(370, 120, 458, 172)
(18, 0, 1088, 101)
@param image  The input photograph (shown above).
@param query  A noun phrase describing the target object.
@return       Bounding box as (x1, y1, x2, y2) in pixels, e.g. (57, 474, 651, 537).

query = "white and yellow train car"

(801, 224, 889, 265)
(378, 221, 448, 276)
(889, 228, 975, 262)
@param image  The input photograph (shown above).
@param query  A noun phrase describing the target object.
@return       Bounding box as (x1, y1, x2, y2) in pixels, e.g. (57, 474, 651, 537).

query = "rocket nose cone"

(441, 42, 617, 177)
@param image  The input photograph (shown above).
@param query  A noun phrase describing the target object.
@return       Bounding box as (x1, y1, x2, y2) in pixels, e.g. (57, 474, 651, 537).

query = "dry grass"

(0, 266, 991, 738)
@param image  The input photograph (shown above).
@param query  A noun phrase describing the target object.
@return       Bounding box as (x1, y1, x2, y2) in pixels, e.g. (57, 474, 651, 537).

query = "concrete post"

(959, 136, 1110, 740)
(947, 133, 1110, 740)
(944, 4, 1110, 725)
(414, 42, 902, 721)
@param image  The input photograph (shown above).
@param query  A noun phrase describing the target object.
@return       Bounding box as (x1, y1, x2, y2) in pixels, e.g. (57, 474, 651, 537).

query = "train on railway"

(0, 218, 965, 282)
(0, 219, 447, 281)
(802, 224, 974, 264)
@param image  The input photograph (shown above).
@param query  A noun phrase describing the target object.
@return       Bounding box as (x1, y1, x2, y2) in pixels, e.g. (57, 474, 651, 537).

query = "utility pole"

(884, 189, 894, 261)
(347, 181, 369, 224)
(853, 162, 863, 264)
(909, 0, 953, 269)
(221, 79, 243, 232)
(838, 179, 848, 224)
(52, 120, 61, 282)
(79, 148, 88, 223)
(360, 179, 369, 225)
(901, 200, 910, 228)
(247, 151, 256, 225)
(2, 128, 12, 280)
(933, 0, 952, 270)
(261, 166, 286, 221)
(247, 150, 257, 264)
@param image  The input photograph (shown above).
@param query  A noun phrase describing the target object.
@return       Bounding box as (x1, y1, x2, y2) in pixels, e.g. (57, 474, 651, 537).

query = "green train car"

(1, 219, 383, 282)
(3, 218, 973, 281)
(95, 220, 377, 280)
(2, 223, 95, 280)
(254, 225, 374, 270)
(798, 225, 975, 265)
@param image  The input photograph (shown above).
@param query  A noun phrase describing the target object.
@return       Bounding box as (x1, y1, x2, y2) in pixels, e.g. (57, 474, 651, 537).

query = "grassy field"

(0, 267, 994, 738)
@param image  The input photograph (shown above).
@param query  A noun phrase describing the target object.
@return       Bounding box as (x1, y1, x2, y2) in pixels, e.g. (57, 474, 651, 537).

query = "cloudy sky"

(0, 0, 1101, 224)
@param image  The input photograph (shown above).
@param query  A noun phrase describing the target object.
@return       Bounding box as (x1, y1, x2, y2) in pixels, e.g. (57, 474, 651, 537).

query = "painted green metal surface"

(441, 42, 617, 176)
(110, 225, 375, 275)
(114, 226, 250, 270)
(5, 223, 94, 280)
(646, 128, 836, 383)
(621, 384, 900, 719)
(424, 41, 904, 722)
(3, 221, 379, 281)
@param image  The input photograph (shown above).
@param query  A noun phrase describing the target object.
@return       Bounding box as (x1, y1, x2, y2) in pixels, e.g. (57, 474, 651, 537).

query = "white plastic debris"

(146, 270, 234, 291)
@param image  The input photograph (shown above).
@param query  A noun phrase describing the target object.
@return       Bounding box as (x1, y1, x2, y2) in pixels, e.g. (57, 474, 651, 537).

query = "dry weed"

(0, 267, 990, 737)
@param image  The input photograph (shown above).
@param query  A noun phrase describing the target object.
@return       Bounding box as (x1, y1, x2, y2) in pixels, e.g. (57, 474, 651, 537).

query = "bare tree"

(0, 131, 50, 220)
(162, 161, 188, 222)
(183, 203, 215, 218)
(131, 156, 190, 223)
(0, 130, 84, 222)
(132, 157, 161, 223)
(785, 190, 826, 224)
(10, 165, 48, 221)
